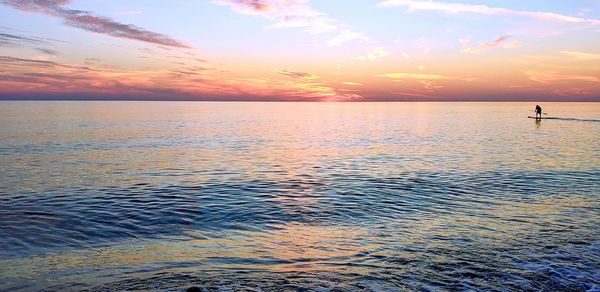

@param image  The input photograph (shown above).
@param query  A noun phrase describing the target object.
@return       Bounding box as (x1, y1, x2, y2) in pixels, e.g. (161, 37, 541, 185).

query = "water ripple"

(1, 102, 599, 291)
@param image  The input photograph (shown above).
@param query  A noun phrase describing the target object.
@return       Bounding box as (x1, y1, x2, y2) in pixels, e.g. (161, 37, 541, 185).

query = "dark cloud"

(0, 55, 220, 100)
(170, 66, 213, 76)
(0, 55, 97, 71)
(225, 0, 271, 12)
(1, 0, 189, 48)
(83, 57, 100, 65)
(36, 47, 58, 55)
(0, 55, 60, 67)
(0, 31, 49, 46)
(0, 74, 47, 84)
(242, 0, 271, 11)
(278, 69, 317, 79)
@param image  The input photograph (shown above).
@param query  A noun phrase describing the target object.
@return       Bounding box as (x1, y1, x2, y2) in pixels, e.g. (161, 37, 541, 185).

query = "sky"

(0, 0, 598, 101)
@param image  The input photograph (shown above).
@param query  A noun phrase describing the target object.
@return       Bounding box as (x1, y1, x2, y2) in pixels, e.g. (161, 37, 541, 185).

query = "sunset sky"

(0, 0, 598, 101)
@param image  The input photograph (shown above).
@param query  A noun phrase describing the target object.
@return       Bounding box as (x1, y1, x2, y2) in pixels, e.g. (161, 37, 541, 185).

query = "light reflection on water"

(0, 102, 599, 291)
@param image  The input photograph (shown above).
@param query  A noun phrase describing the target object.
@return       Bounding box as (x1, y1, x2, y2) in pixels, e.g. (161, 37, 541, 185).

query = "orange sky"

(0, 0, 599, 101)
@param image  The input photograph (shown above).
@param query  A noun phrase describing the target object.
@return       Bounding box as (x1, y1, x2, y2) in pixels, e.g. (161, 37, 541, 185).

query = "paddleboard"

(528, 116, 600, 122)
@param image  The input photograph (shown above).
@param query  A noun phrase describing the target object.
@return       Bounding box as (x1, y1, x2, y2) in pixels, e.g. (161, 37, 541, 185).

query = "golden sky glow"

(0, 0, 599, 101)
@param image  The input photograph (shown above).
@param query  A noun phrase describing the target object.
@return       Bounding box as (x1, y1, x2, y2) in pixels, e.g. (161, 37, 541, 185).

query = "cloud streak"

(0, 55, 361, 101)
(326, 31, 368, 46)
(278, 69, 318, 79)
(559, 51, 600, 60)
(377, 0, 600, 25)
(377, 72, 451, 80)
(461, 35, 518, 53)
(0, 0, 189, 48)
(35, 48, 58, 55)
(216, 0, 271, 14)
(0, 31, 49, 46)
(525, 71, 600, 83)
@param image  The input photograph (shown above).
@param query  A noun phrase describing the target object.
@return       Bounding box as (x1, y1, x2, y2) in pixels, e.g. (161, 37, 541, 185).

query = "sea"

(0, 101, 599, 291)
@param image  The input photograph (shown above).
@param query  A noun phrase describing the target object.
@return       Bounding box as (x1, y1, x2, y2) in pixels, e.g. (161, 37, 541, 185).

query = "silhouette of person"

(535, 105, 542, 119)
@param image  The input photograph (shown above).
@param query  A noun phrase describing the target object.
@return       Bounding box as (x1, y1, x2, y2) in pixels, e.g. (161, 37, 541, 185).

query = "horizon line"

(1, 98, 599, 102)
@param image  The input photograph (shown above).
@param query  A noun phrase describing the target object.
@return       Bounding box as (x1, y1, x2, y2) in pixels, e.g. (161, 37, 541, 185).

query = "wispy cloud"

(326, 31, 368, 46)
(553, 87, 589, 96)
(377, 71, 476, 92)
(461, 35, 519, 53)
(215, 0, 367, 46)
(216, 0, 336, 33)
(419, 80, 444, 90)
(377, 72, 451, 80)
(0, 54, 242, 99)
(378, 72, 448, 91)
(358, 48, 390, 60)
(525, 71, 600, 83)
(0, 54, 360, 101)
(4, 54, 123, 76)
(459, 36, 471, 45)
(215, 0, 272, 14)
(84, 58, 100, 65)
(0, 0, 189, 48)
(0, 31, 50, 46)
(278, 69, 318, 79)
(559, 51, 600, 60)
(377, 0, 600, 25)
(35, 48, 58, 55)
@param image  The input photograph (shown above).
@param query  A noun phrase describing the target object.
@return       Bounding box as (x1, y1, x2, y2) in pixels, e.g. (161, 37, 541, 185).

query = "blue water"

(0, 102, 599, 291)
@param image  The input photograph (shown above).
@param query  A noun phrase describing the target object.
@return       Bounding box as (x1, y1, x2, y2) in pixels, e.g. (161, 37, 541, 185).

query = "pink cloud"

(215, 0, 368, 46)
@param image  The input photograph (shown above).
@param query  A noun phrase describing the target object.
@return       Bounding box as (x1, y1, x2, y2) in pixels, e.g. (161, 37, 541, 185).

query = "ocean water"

(0, 101, 598, 291)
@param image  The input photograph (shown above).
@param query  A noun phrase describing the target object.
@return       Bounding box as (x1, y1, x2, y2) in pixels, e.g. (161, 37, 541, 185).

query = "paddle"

(530, 110, 548, 115)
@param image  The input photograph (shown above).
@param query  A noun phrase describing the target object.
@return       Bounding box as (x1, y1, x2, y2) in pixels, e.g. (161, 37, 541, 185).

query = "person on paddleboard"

(535, 105, 542, 119)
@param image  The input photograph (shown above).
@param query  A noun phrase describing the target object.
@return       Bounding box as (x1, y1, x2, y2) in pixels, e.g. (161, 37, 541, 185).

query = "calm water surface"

(0, 102, 599, 291)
